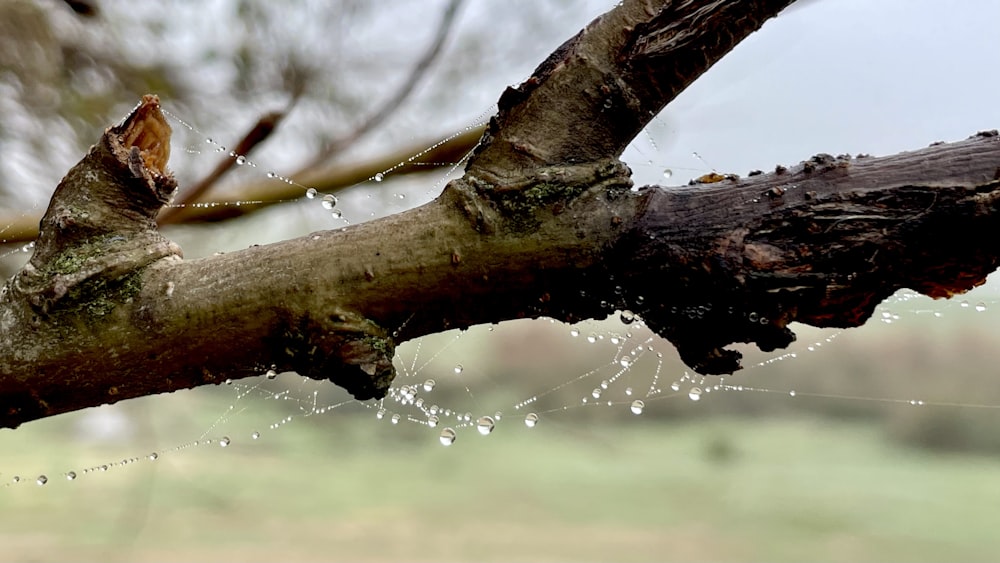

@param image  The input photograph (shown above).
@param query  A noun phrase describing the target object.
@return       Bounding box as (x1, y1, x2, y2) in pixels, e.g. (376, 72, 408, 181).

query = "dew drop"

(789, 390, 797, 397)
(476, 415, 496, 435)
(570, 328, 580, 337)
(620, 311, 635, 324)
(663, 169, 673, 179)
(305, 187, 317, 199)
(66, 471, 77, 481)
(524, 413, 539, 428)
(439, 427, 457, 446)
(252, 431, 260, 440)
(235, 155, 247, 165)
(219, 436, 231, 447)
(265, 369, 278, 380)
(321, 194, 338, 210)
(586, 333, 597, 344)
(331, 209, 343, 219)
(148, 452, 158, 461)
(670, 382, 681, 392)
(960, 300, 970, 308)
(374, 172, 384, 182)
(267, 171, 278, 178)
(592, 388, 602, 399)
(11, 476, 20, 483)
(625, 387, 633, 396)
(422, 379, 436, 392)
(976, 302, 987, 312)
(688, 387, 703, 401)
(453, 364, 464, 374)
(630, 399, 645, 415)
(376, 408, 386, 420)
(391, 413, 401, 425)
(428, 415, 439, 428)
(36, 475, 47, 486)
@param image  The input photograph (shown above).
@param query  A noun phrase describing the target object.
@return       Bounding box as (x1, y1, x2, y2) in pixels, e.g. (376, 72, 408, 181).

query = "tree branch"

(4, 0, 997, 430)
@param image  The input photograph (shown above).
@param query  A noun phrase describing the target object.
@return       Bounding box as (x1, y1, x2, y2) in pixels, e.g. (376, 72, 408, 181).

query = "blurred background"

(2, 0, 1000, 561)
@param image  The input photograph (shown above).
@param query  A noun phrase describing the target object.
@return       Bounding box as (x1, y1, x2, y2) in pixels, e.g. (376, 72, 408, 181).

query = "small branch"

(0, 125, 484, 239)
(300, 0, 465, 170)
(157, 108, 287, 225)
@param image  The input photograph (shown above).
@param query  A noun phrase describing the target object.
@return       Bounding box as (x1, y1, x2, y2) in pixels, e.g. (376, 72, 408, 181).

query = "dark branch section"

(617, 133, 1000, 373)
(2, 1, 1000, 429)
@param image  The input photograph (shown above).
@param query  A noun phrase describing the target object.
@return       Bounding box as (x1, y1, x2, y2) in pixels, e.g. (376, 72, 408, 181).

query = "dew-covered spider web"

(3, 101, 1000, 491)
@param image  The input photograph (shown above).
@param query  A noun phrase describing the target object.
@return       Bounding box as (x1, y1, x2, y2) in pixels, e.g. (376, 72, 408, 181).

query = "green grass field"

(2, 412, 999, 562)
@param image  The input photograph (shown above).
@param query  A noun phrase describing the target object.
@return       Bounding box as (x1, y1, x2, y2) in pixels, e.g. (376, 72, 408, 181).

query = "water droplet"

(235, 155, 247, 165)
(374, 172, 384, 182)
(148, 452, 158, 461)
(524, 413, 539, 428)
(331, 209, 343, 219)
(788, 390, 797, 397)
(391, 413, 401, 425)
(586, 333, 597, 344)
(36, 475, 47, 486)
(625, 387, 633, 396)
(321, 194, 338, 210)
(570, 328, 580, 337)
(592, 388, 602, 399)
(476, 415, 496, 435)
(960, 300, 970, 308)
(619, 357, 632, 367)
(65, 471, 76, 481)
(427, 415, 439, 428)
(205, 138, 213, 144)
(11, 476, 20, 483)
(376, 408, 386, 420)
(439, 427, 457, 446)
(453, 364, 464, 374)
(630, 400, 645, 415)
(663, 169, 673, 179)
(305, 188, 317, 199)
(265, 369, 277, 380)
(423, 379, 436, 392)
(670, 382, 681, 392)
(267, 171, 277, 178)
(976, 302, 987, 312)
(252, 431, 260, 440)
(688, 387, 703, 401)
(219, 437, 231, 447)
(620, 311, 635, 324)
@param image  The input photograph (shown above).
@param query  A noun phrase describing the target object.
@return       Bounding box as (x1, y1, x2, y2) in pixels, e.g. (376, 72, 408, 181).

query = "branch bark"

(3, 0, 998, 430)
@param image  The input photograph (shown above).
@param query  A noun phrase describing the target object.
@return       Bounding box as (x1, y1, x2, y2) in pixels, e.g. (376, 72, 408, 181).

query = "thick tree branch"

(3, 0, 997, 429)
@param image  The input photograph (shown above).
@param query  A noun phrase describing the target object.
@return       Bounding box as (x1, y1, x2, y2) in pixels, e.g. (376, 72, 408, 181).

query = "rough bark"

(3, 0, 998, 429)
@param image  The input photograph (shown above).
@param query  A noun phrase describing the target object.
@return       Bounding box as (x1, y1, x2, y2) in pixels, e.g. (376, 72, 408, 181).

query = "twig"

(0, 125, 484, 240)
(157, 109, 288, 225)
(300, 0, 465, 170)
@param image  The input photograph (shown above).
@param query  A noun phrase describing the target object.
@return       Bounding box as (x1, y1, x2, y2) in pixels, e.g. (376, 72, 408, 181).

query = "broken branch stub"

(10, 94, 183, 313)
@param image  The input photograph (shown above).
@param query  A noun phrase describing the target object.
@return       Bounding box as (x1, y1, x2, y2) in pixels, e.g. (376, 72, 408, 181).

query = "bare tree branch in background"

(158, 108, 289, 225)
(0, 124, 483, 240)
(300, 0, 465, 171)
